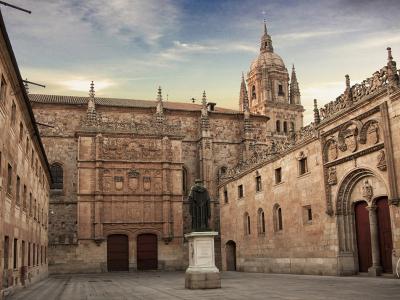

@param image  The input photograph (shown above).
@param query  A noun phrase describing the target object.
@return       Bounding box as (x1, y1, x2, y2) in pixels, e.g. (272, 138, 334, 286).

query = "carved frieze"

(102, 137, 162, 161)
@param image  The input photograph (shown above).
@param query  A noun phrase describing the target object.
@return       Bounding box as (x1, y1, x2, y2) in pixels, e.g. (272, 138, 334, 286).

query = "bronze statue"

(188, 179, 211, 231)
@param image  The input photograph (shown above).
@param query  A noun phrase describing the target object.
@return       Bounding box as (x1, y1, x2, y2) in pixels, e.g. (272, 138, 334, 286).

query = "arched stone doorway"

(107, 234, 129, 271)
(137, 234, 158, 270)
(336, 168, 393, 276)
(225, 240, 237, 271)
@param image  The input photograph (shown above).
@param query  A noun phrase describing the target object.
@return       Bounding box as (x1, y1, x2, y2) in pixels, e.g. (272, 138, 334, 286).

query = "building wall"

(219, 69, 400, 276)
(0, 31, 50, 297)
(30, 98, 269, 273)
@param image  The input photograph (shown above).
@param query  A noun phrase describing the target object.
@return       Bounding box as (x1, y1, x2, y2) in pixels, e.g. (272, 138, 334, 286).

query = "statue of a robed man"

(188, 179, 211, 231)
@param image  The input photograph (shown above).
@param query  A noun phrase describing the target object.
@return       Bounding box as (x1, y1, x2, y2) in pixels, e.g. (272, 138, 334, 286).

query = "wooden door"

(376, 197, 393, 273)
(107, 235, 129, 272)
(354, 201, 372, 272)
(226, 241, 236, 271)
(137, 234, 158, 270)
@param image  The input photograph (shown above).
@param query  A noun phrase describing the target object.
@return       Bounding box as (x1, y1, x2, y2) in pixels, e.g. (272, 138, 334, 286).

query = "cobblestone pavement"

(6, 271, 400, 300)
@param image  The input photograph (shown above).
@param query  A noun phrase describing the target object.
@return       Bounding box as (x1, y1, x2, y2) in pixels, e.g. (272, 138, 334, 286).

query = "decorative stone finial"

(157, 86, 163, 102)
(89, 81, 95, 98)
(313, 99, 320, 125)
(290, 64, 300, 104)
(202, 90, 207, 108)
(24, 78, 29, 94)
(155, 86, 164, 119)
(387, 47, 393, 61)
(345, 74, 350, 90)
(264, 18, 267, 34)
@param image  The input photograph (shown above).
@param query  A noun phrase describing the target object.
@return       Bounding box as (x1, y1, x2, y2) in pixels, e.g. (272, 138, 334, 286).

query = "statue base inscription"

(184, 231, 221, 289)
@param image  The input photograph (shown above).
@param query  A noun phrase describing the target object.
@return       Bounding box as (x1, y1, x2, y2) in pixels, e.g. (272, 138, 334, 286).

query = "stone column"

(367, 204, 382, 276)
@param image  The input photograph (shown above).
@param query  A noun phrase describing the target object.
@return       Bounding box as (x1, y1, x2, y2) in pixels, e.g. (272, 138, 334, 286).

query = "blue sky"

(2, 0, 400, 123)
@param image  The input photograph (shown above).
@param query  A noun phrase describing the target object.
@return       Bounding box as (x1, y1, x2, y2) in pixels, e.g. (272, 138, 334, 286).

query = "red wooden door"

(354, 201, 372, 272)
(376, 197, 393, 273)
(107, 235, 129, 271)
(137, 234, 158, 270)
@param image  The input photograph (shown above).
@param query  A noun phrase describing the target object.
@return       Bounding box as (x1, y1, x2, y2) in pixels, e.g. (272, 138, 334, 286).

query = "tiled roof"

(29, 94, 239, 114)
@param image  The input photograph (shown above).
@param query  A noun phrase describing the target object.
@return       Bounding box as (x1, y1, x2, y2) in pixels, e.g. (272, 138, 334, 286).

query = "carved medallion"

(361, 179, 373, 202)
(344, 132, 357, 153)
(327, 167, 337, 185)
(114, 176, 124, 191)
(143, 176, 151, 191)
(377, 150, 387, 171)
(367, 123, 379, 145)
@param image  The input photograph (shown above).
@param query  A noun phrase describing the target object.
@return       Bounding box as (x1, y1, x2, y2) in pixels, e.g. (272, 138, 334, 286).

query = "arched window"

(50, 163, 63, 190)
(257, 208, 266, 235)
(276, 120, 281, 133)
(218, 166, 227, 183)
(244, 212, 251, 235)
(290, 122, 295, 131)
(283, 121, 288, 134)
(273, 204, 283, 232)
(182, 166, 188, 195)
(251, 85, 256, 99)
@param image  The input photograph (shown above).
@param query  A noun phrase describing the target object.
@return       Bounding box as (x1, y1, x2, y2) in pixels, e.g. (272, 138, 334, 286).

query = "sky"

(2, 0, 400, 123)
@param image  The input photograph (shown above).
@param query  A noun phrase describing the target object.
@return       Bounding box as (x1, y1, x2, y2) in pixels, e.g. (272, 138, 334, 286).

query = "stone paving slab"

(6, 271, 400, 300)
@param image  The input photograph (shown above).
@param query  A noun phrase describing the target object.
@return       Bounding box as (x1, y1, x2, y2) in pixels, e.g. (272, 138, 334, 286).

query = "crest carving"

(114, 176, 124, 191)
(143, 176, 151, 191)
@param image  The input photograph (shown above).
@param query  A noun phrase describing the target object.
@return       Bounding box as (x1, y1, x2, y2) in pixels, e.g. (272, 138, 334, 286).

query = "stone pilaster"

(367, 204, 383, 276)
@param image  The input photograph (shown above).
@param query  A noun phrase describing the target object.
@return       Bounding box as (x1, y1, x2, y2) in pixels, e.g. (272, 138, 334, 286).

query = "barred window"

(50, 163, 63, 190)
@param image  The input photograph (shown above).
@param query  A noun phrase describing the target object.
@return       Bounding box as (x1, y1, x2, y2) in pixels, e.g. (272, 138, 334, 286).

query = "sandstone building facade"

(0, 12, 51, 298)
(219, 46, 400, 276)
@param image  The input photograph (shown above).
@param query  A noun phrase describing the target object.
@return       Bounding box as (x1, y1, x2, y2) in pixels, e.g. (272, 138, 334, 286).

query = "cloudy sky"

(2, 0, 400, 123)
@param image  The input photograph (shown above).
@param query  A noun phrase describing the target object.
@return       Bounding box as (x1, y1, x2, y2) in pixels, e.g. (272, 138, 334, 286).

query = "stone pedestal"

(184, 231, 221, 289)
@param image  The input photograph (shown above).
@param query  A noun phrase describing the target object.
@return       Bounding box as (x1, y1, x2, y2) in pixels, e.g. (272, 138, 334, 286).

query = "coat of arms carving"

(114, 176, 124, 191)
(127, 169, 139, 191)
(143, 176, 151, 191)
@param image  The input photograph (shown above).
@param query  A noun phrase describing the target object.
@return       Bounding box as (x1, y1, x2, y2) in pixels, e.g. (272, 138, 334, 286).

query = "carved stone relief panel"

(102, 137, 162, 161)
(377, 150, 387, 171)
(324, 138, 338, 162)
(327, 166, 337, 185)
(361, 179, 373, 202)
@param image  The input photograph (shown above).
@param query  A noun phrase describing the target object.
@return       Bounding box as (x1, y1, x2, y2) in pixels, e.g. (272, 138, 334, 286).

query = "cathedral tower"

(241, 21, 304, 135)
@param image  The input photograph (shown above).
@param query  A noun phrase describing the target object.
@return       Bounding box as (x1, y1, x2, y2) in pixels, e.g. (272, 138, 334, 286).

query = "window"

(34, 199, 37, 220)
(223, 187, 228, 203)
(251, 85, 256, 99)
(36, 244, 39, 266)
(31, 149, 34, 167)
(275, 167, 282, 184)
(26, 137, 29, 153)
(19, 122, 24, 141)
(244, 212, 251, 235)
(33, 243, 35, 266)
(41, 246, 43, 265)
(0, 75, 7, 102)
(7, 163, 12, 195)
(258, 208, 266, 235)
(299, 157, 308, 175)
(238, 184, 244, 198)
(28, 242, 31, 266)
(50, 163, 63, 190)
(218, 166, 227, 183)
(303, 205, 313, 224)
(274, 204, 283, 231)
(182, 167, 187, 195)
(13, 238, 17, 269)
(283, 121, 288, 134)
(276, 120, 281, 132)
(16, 175, 21, 205)
(290, 122, 295, 132)
(23, 185, 27, 210)
(29, 192, 32, 216)
(11, 102, 16, 125)
(278, 84, 284, 96)
(21, 240, 25, 267)
(256, 175, 262, 192)
(4, 236, 9, 269)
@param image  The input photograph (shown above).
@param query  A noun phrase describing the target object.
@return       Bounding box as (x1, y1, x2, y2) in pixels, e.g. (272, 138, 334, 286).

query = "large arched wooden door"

(225, 240, 236, 271)
(376, 197, 393, 273)
(107, 234, 129, 271)
(137, 234, 158, 270)
(354, 201, 372, 272)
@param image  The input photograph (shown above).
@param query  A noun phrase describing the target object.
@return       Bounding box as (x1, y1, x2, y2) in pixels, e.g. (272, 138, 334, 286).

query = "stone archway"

(225, 240, 237, 271)
(336, 168, 390, 276)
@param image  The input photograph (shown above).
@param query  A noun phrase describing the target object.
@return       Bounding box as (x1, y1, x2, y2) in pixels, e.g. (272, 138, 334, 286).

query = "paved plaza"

(6, 271, 400, 300)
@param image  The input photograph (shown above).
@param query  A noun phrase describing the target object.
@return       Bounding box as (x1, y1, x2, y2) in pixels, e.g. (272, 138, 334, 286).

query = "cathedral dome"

(250, 51, 286, 72)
